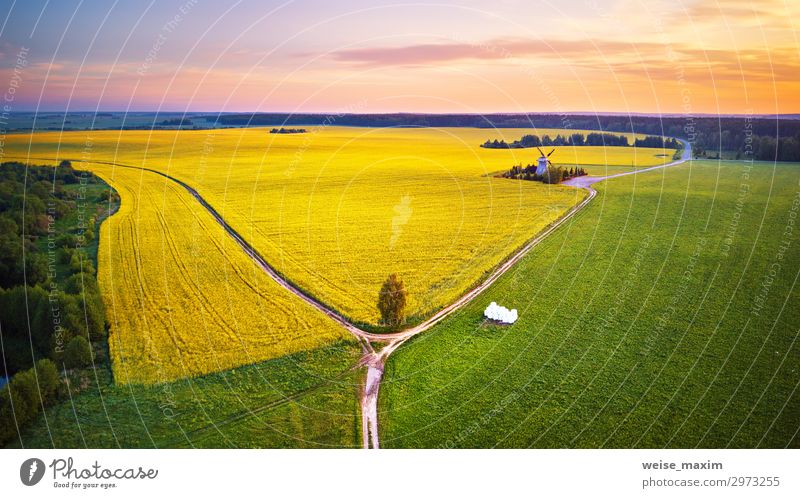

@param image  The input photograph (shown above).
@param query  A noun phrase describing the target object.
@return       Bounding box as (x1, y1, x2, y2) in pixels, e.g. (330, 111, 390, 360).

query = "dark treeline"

(693, 132, 800, 161)
(0, 162, 118, 446)
(269, 127, 307, 134)
(159, 117, 193, 126)
(481, 133, 681, 149)
(207, 113, 800, 161)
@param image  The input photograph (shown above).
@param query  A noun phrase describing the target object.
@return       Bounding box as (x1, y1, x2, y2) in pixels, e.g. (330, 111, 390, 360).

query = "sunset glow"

(1, 0, 797, 114)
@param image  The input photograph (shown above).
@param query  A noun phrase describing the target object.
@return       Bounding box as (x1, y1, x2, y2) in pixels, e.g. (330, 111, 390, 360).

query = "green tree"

(0, 385, 29, 446)
(63, 336, 93, 369)
(60, 280, 106, 341)
(377, 273, 408, 327)
(542, 165, 564, 185)
(9, 368, 42, 418)
(34, 358, 60, 401)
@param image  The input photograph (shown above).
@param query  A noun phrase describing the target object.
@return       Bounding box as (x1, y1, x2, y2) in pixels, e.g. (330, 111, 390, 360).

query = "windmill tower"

(535, 147, 555, 175)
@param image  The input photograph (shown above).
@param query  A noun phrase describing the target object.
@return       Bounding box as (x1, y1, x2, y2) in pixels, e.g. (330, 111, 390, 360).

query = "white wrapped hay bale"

(484, 302, 518, 324)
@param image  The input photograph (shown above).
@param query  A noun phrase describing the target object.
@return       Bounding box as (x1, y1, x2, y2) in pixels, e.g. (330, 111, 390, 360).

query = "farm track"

(11, 141, 689, 448)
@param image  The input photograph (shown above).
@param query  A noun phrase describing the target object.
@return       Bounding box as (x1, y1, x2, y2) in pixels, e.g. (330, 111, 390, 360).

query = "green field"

(8, 341, 362, 448)
(380, 160, 800, 448)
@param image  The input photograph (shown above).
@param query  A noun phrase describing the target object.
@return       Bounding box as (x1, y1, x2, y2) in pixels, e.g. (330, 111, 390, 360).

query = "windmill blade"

(547, 149, 555, 157)
(536, 146, 545, 156)
(547, 160, 555, 167)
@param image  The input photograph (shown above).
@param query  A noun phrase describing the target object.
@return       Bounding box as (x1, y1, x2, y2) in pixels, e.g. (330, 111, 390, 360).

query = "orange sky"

(1, 0, 798, 114)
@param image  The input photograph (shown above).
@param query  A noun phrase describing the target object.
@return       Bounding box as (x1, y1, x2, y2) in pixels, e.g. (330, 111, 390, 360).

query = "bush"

(0, 385, 28, 446)
(8, 368, 41, 420)
(542, 165, 563, 184)
(34, 359, 60, 401)
(0, 358, 62, 446)
(60, 280, 106, 341)
(64, 336, 93, 369)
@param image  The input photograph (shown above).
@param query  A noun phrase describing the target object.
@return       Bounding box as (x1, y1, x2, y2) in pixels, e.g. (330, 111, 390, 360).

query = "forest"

(0, 161, 118, 446)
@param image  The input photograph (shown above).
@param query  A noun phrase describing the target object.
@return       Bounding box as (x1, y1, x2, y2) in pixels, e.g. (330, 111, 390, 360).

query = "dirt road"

(562, 139, 692, 188)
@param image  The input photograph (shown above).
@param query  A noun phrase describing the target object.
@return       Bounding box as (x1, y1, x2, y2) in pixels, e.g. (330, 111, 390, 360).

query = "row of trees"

(634, 136, 682, 148)
(482, 133, 681, 150)
(502, 164, 588, 184)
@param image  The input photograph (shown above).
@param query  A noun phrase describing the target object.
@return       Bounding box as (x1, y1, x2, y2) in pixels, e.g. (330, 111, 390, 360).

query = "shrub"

(0, 385, 28, 446)
(542, 165, 563, 184)
(64, 336, 93, 369)
(8, 368, 41, 419)
(34, 358, 60, 401)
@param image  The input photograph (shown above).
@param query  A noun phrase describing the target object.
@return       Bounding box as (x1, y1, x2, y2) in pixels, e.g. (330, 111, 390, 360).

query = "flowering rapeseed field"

(5, 126, 672, 328)
(86, 163, 350, 384)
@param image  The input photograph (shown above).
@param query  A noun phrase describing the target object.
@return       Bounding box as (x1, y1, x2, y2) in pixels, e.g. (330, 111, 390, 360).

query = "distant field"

(8, 341, 362, 448)
(87, 163, 349, 384)
(380, 160, 800, 448)
(2, 127, 671, 326)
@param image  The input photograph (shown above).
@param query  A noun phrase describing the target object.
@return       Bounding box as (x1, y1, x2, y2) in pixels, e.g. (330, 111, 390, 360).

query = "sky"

(0, 0, 797, 114)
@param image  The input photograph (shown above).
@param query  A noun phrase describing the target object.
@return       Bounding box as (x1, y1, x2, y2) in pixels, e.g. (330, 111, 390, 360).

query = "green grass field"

(379, 160, 800, 448)
(8, 341, 362, 448)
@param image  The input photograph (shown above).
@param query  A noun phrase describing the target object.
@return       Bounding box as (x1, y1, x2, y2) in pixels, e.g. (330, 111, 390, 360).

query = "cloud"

(328, 38, 663, 68)
(607, 47, 800, 82)
(683, 0, 797, 23)
(325, 35, 799, 86)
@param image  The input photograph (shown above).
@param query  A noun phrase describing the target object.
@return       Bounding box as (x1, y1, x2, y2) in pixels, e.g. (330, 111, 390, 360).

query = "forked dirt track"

(15, 139, 689, 448)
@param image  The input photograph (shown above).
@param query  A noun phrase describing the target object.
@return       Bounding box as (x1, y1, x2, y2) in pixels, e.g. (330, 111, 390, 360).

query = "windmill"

(535, 147, 555, 176)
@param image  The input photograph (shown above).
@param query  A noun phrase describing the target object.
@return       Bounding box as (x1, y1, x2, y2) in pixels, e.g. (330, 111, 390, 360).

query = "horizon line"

(9, 110, 800, 118)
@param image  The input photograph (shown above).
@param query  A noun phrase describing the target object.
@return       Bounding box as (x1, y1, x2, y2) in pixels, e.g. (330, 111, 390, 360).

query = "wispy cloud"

(328, 38, 665, 67)
(324, 35, 799, 84)
(683, 0, 797, 23)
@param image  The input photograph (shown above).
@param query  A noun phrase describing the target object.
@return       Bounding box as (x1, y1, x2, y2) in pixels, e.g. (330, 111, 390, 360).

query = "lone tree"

(378, 273, 407, 327)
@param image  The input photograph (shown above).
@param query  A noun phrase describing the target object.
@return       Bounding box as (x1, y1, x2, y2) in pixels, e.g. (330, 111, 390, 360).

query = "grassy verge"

(380, 160, 800, 448)
(9, 340, 362, 448)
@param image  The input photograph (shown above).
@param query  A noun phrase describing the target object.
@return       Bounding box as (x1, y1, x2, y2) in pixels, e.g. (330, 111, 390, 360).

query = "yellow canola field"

(87, 163, 350, 384)
(5, 127, 672, 325)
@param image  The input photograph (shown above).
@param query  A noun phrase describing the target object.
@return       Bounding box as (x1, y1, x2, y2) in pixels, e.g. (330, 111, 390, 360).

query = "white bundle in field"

(484, 302, 518, 324)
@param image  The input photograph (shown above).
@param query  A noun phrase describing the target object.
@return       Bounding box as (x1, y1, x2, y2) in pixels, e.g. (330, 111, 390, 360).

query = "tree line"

(692, 133, 800, 161)
(0, 161, 117, 447)
(159, 117, 193, 126)
(269, 127, 307, 134)
(482, 133, 681, 149)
